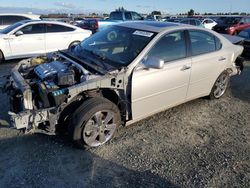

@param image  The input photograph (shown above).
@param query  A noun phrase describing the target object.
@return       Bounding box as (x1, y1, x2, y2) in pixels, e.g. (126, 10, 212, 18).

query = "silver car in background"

(3, 21, 243, 148)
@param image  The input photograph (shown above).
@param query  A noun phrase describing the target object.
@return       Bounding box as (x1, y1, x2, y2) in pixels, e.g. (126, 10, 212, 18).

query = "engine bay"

(15, 54, 99, 110)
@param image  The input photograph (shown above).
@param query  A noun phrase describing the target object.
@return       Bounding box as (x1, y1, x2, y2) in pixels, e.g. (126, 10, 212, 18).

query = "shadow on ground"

(230, 61, 250, 102)
(0, 135, 179, 188)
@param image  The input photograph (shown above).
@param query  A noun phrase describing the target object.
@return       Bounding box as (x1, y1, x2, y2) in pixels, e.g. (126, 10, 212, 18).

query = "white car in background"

(0, 13, 41, 30)
(201, 18, 217, 29)
(0, 20, 92, 62)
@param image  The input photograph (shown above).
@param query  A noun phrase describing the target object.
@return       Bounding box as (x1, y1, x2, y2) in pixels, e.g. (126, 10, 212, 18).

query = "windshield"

(218, 17, 241, 25)
(71, 25, 156, 69)
(0, 22, 24, 34)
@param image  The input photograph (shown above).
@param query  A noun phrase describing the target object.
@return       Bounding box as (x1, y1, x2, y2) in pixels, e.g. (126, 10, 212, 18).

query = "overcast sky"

(0, 0, 249, 14)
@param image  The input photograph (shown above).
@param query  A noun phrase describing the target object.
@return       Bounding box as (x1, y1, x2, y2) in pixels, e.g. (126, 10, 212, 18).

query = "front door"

(9, 23, 46, 57)
(131, 30, 191, 120)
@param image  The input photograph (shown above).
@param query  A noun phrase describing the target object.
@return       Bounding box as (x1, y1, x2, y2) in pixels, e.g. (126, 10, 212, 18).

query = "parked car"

(180, 18, 204, 27)
(0, 20, 92, 63)
(212, 16, 250, 35)
(146, 14, 162, 21)
(0, 13, 40, 30)
(201, 18, 217, 29)
(238, 27, 250, 58)
(97, 10, 144, 31)
(3, 21, 243, 148)
(76, 19, 99, 34)
(165, 18, 183, 23)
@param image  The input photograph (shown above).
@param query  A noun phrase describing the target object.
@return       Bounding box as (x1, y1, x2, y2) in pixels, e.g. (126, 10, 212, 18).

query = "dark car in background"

(76, 19, 99, 34)
(238, 27, 250, 58)
(165, 18, 183, 23)
(212, 16, 250, 35)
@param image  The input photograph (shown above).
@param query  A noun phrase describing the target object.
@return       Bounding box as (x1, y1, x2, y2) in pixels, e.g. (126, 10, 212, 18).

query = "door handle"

(218, 57, 226, 61)
(180, 65, 191, 71)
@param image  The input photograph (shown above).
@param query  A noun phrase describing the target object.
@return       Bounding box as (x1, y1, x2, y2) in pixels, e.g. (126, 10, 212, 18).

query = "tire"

(68, 41, 80, 50)
(209, 71, 230, 99)
(69, 97, 121, 149)
(0, 50, 4, 63)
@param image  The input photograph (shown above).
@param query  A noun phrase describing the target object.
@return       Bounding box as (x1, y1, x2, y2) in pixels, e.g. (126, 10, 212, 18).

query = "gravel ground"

(0, 60, 249, 188)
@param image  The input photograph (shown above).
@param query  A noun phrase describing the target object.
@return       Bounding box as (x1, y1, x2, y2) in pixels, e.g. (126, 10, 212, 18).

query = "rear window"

(110, 12, 123, 20)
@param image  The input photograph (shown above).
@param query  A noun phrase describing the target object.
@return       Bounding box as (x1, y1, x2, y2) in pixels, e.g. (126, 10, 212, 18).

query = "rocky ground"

(0, 60, 249, 188)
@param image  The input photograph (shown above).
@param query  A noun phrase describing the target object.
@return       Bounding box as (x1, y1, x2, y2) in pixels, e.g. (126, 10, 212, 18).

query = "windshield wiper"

(82, 49, 109, 70)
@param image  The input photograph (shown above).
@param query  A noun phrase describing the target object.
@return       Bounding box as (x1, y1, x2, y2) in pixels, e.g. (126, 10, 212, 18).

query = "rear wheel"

(209, 71, 230, 99)
(69, 97, 121, 149)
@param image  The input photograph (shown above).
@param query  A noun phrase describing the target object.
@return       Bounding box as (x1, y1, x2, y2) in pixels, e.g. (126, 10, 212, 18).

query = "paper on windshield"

(133, 30, 154, 37)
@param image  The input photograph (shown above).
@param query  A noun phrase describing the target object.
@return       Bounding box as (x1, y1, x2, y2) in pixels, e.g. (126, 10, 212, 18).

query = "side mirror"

(143, 57, 164, 69)
(15, 30, 23, 37)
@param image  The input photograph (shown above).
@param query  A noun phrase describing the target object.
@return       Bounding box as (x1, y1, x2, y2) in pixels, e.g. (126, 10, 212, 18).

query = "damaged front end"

(4, 52, 106, 134)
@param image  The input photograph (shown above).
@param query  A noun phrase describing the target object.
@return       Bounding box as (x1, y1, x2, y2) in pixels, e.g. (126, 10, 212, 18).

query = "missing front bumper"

(9, 108, 58, 134)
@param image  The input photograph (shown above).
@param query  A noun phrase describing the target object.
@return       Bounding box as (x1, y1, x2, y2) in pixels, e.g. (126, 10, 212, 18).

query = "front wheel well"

(56, 89, 128, 133)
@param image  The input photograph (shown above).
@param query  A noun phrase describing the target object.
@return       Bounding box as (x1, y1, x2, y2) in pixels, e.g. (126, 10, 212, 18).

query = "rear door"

(45, 23, 74, 52)
(186, 29, 226, 100)
(8, 23, 46, 57)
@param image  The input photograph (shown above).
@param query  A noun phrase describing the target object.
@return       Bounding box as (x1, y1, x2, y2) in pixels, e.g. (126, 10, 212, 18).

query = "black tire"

(69, 97, 121, 149)
(0, 50, 4, 63)
(209, 71, 230, 99)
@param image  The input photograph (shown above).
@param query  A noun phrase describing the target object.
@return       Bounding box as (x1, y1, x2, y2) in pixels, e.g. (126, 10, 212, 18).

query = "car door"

(131, 30, 192, 120)
(186, 29, 226, 100)
(45, 23, 74, 52)
(8, 23, 46, 57)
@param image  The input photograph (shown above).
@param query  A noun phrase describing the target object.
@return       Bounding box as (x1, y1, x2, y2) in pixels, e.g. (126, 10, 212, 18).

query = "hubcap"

(214, 74, 229, 98)
(83, 110, 117, 147)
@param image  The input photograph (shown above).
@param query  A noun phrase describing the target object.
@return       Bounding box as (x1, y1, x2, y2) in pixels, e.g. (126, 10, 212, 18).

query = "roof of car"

(118, 21, 188, 32)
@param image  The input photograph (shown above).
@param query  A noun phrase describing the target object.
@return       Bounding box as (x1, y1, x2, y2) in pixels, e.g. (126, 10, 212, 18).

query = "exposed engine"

(34, 60, 76, 86)
(14, 54, 98, 111)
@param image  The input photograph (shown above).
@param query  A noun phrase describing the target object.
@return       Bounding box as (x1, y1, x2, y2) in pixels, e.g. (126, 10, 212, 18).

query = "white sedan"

(0, 20, 92, 63)
(4, 22, 244, 148)
(201, 18, 217, 29)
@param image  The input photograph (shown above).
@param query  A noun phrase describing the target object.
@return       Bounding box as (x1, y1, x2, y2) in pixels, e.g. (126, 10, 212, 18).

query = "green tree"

(188, 9, 194, 16)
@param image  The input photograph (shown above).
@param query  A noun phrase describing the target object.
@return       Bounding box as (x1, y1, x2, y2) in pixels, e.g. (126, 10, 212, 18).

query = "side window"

(215, 36, 222, 50)
(181, 20, 189, 24)
(2, 16, 29, 25)
(125, 12, 132, 20)
(18, 24, 45, 34)
(207, 19, 213, 24)
(132, 12, 142, 20)
(0, 16, 3, 25)
(146, 31, 187, 63)
(189, 30, 217, 56)
(246, 18, 250, 23)
(46, 24, 75, 33)
(189, 20, 196, 26)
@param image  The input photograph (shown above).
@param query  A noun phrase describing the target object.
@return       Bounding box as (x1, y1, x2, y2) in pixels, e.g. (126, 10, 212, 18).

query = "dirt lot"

(0, 60, 249, 188)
